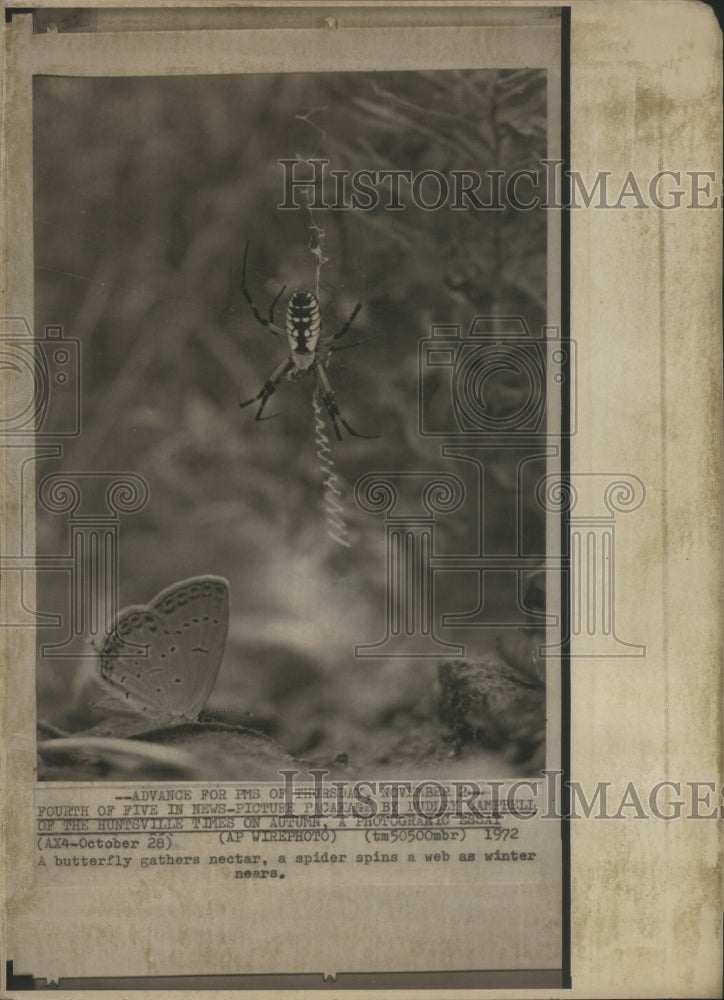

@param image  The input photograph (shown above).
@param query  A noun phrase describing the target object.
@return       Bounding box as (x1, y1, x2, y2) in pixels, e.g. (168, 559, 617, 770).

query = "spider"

(238, 242, 377, 441)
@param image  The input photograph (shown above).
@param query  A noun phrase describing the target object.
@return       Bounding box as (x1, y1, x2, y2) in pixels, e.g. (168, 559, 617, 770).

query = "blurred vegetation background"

(34, 68, 548, 775)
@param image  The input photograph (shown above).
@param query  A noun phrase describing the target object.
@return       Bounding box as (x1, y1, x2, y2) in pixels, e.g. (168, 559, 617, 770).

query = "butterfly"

(98, 575, 230, 723)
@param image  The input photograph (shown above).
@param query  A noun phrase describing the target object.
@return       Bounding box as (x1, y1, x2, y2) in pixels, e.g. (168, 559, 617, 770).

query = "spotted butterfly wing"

(99, 576, 230, 721)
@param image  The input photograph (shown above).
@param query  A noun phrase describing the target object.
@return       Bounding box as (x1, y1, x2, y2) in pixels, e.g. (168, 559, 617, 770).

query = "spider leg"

(332, 302, 363, 341)
(268, 284, 287, 327)
(312, 360, 379, 441)
(329, 332, 386, 355)
(241, 241, 286, 337)
(239, 358, 295, 421)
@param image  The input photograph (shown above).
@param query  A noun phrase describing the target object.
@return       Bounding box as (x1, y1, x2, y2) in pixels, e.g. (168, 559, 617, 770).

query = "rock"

(437, 653, 545, 765)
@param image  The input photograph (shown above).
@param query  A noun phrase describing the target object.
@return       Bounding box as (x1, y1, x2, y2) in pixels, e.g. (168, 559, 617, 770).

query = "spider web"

(294, 107, 351, 549)
(293, 107, 329, 297)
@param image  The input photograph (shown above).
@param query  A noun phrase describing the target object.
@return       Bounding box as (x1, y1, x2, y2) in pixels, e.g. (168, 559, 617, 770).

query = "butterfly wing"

(99, 607, 178, 720)
(149, 576, 230, 719)
(99, 576, 230, 721)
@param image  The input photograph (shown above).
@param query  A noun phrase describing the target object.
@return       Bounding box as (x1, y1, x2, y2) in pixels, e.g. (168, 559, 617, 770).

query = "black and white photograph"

(33, 65, 560, 785)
